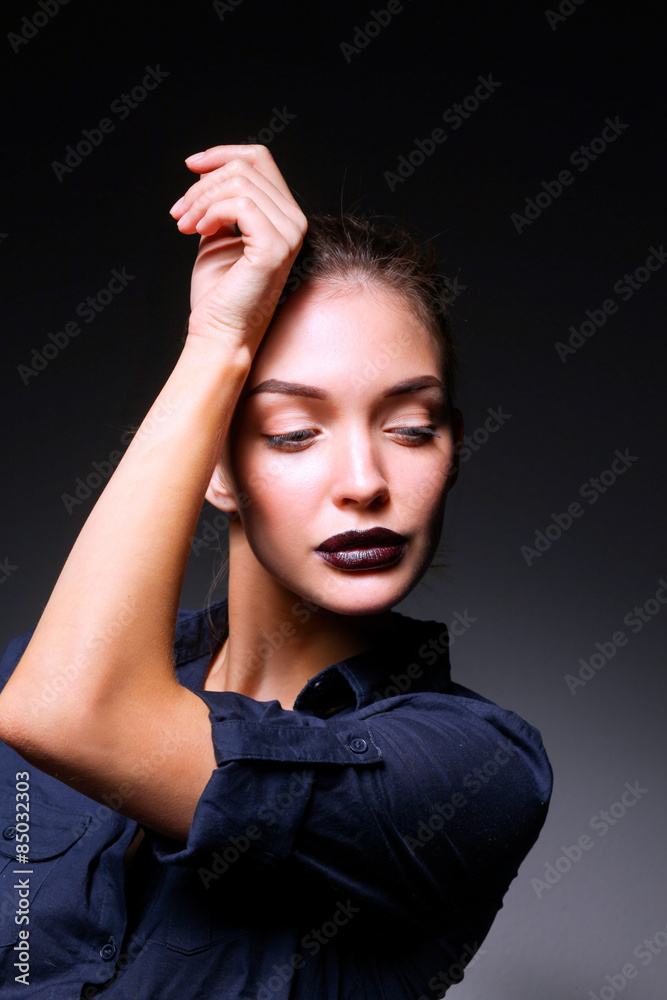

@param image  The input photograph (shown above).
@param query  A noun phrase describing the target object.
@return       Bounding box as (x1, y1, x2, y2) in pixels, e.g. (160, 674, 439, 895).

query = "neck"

(203, 526, 395, 710)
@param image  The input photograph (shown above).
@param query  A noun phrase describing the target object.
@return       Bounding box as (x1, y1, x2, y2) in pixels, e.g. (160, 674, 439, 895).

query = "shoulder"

(357, 676, 553, 877)
(361, 674, 552, 799)
(364, 610, 550, 767)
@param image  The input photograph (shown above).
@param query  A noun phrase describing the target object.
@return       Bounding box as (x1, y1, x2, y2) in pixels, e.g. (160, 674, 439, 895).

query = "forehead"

(246, 280, 442, 391)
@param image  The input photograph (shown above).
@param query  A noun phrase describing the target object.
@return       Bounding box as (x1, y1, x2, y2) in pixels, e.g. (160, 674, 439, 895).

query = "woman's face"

(215, 279, 463, 616)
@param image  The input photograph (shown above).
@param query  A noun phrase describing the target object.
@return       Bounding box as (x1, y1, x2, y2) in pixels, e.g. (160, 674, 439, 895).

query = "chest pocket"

(0, 802, 90, 947)
(138, 861, 247, 955)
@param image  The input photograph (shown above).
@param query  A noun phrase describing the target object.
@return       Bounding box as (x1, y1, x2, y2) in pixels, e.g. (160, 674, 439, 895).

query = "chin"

(304, 570, 418, 618)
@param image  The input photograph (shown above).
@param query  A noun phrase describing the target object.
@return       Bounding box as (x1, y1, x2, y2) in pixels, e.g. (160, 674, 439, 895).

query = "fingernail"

(169, 196, 185, 215)
(185, 151, 206, 163)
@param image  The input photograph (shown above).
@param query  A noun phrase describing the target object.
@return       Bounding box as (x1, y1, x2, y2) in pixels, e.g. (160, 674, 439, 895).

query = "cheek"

(231, 446, 321, 538)
(391, 449, 454, 519)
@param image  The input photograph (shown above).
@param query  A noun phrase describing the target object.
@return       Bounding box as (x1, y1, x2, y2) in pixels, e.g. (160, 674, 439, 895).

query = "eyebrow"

(243, 375, 445, 401)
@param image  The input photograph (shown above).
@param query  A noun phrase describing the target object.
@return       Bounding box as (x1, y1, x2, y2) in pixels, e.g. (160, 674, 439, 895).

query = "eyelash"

(263, 426, 441, 450)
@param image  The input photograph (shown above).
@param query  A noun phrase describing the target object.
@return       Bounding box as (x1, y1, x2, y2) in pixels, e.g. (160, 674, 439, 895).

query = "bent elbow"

(0, 673, 92, 777)
(0, 687, 26, 751)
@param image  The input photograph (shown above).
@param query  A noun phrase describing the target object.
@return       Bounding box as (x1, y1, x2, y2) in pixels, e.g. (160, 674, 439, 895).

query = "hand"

(170, 144, 308, 354)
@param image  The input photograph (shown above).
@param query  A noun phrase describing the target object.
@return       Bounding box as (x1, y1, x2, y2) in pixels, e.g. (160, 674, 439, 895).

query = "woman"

(0, 144, 552, 998)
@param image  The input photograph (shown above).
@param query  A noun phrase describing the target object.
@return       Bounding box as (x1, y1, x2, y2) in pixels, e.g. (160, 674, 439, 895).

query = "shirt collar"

(173, 597, 452, 716)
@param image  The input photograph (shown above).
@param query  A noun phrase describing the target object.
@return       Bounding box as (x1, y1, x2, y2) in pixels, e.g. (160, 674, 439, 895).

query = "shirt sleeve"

(144, 685, 553, 935)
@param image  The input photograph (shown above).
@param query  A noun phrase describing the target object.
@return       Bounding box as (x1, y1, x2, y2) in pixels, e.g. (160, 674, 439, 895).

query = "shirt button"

(100, 940, 117, 961)
(349, 738, 368, 753)
(2, 826, 16, 840)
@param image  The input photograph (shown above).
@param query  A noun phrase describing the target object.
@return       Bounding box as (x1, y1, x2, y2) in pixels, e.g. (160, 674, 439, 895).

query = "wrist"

(179, 329, 255, 375)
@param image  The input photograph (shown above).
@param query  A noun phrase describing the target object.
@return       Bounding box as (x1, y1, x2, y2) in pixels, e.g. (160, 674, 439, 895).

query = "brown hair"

(273, 212, 459, 412)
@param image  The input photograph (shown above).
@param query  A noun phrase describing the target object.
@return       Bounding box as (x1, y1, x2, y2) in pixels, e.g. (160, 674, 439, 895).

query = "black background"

(2, 1, 666, 995)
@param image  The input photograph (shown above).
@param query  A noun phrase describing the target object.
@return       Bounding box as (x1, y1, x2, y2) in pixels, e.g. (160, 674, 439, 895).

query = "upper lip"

(316, 528, 408, 552)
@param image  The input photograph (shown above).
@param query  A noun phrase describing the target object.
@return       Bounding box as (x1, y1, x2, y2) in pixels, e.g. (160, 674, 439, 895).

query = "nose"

(329, 426, 389, 509)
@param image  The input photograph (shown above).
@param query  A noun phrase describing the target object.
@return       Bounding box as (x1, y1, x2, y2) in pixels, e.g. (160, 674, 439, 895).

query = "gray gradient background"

(1, 1, 665, 997)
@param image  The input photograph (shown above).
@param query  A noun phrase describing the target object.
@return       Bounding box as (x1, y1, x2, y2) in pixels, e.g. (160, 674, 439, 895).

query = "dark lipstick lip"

(315, 528, 408, 553)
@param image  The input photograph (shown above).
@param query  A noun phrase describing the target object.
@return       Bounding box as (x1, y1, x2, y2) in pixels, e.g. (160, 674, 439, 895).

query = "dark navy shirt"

(0, 598, 552, 999)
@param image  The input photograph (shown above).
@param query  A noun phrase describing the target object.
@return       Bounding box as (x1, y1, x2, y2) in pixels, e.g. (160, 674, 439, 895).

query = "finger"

(194, 202, 302, 258)
(178, 174, 303, 247)
(205, 196, 296, 271)
(182, 144, 296, 207)
(173, 157, 305, 240)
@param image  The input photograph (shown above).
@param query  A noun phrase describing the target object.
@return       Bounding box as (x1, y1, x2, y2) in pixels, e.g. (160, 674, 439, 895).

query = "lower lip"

(316, 544, 406, 570)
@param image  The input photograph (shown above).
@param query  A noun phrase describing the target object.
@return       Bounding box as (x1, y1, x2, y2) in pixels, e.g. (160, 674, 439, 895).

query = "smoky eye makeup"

(262, 423, 442, 451)
(262, 429, 317, 450)
(254, 385, 449, 450)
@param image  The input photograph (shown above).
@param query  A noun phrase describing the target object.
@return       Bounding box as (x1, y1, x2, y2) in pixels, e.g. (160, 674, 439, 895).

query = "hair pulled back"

(274, 213, 459, 410)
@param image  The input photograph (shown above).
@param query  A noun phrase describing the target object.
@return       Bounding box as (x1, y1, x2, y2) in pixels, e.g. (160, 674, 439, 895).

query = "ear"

(446, 408, 464, 493)
(205, 461, 238, 513)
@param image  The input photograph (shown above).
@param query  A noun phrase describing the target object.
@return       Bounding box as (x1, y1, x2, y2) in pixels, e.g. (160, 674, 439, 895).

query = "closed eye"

(391, 426, 441, 445)
(263, 429, 316, 451)
(263, 426, 441, 451)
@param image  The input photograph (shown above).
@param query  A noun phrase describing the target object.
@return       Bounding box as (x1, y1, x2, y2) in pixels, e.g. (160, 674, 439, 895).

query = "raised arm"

(0, 144, 307, 840)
